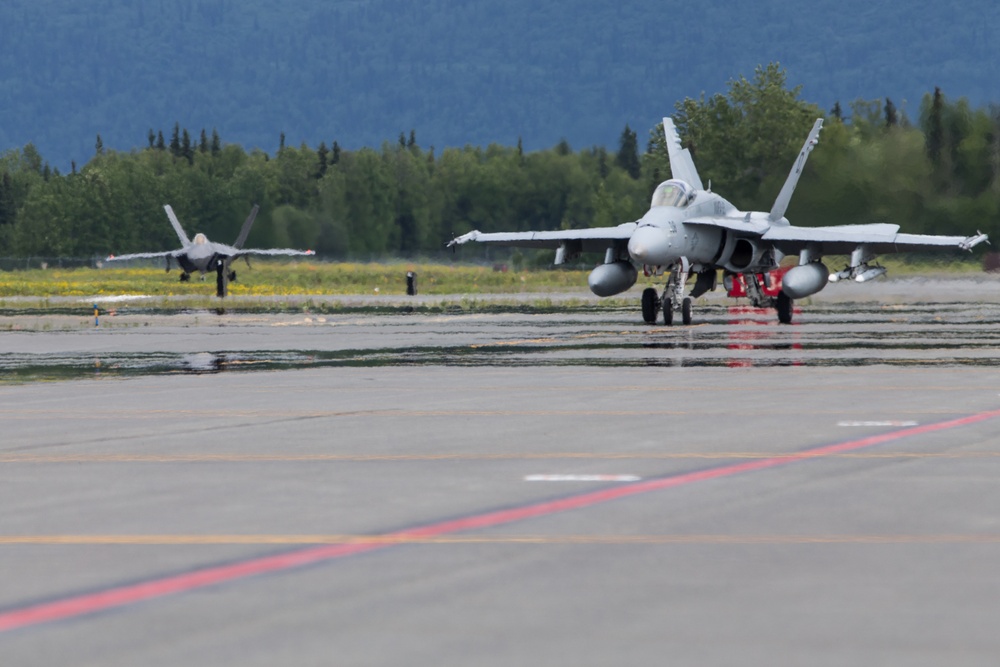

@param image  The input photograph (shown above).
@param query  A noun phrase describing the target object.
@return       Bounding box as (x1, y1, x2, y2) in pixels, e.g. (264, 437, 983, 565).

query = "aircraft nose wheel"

(661, 295, 673, 325)
(641, 287, 692, 326)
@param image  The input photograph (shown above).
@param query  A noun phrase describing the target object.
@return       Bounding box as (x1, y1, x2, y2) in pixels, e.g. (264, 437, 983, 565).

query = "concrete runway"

(2, 281, 1000, 665)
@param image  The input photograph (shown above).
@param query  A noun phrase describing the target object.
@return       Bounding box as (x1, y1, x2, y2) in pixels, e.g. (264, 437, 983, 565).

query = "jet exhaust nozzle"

(588, 261, 638, 297)
(781, 262, 829, 299)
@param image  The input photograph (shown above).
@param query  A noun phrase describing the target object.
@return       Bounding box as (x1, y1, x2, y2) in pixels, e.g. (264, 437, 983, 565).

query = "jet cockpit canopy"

(650, 179, 692, 208)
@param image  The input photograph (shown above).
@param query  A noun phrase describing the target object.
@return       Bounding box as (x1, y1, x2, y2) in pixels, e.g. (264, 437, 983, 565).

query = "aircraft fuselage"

(177, 239, 238, 275)
(626, 188, 778, 274)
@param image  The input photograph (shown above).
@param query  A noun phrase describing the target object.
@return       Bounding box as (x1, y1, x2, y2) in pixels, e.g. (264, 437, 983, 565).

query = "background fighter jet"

(449, 117, 989, 325)
(106, 204, 315, 297)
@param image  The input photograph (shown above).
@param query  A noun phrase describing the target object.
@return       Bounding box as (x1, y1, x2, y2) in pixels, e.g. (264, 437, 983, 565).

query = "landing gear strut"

(661, 294, 673, 325)
(215, 258, 228, 298)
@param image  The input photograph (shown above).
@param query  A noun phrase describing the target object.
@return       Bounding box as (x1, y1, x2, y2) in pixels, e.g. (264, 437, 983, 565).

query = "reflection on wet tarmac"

(2, 303, 1000, 382)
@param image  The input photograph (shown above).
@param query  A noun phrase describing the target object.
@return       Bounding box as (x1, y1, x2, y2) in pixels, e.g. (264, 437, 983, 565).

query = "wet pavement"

(2, 299, 1000, 382)
(2, 282, 1000, 665)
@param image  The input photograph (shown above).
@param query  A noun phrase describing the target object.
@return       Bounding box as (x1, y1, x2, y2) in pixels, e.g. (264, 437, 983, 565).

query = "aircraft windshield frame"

(650, 180, 691, 208)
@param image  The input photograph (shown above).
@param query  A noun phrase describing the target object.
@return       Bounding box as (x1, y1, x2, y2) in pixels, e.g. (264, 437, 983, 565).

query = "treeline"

(0, 128, 649, 260)
(1, 66, 998, 261)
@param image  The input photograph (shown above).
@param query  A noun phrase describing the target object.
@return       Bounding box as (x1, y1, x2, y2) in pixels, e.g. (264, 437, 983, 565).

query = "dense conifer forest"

(2, 0, 999, 166)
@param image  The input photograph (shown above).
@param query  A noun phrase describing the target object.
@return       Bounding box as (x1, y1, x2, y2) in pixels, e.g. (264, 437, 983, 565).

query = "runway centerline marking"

(838, 420, 919, 427)
(524, 474, 641, 482)
(1, 406, 999, 633)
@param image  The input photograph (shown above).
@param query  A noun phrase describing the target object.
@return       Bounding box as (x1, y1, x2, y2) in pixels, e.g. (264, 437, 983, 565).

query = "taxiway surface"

(2, 284, 1000, 666)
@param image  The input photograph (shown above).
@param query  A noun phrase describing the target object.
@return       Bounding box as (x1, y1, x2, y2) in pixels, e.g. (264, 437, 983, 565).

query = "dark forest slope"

(2, 0, 999, 167)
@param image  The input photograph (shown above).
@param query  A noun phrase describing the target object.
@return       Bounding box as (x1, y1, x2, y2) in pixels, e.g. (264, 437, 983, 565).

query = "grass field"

(0, 262, 595, 298)
(0, 255, 987, 308)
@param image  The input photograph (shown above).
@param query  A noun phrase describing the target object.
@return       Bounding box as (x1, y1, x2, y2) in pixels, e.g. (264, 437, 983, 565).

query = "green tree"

(0, 172, 16, 227)
(923, 87, 945, 165)
(210, 128, 222, 156)
(667, 63, 821, 207)
(885, 98, 898, 127)
(316, 142, 329, 179)
(169, 123, 181, 157)
(181, 129, 194, 165)
(615, 124, 641, 179)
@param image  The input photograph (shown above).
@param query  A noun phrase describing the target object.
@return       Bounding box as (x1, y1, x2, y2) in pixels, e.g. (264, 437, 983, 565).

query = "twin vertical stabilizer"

(662, 117, 705, 191)
(769, 118, 824, 223)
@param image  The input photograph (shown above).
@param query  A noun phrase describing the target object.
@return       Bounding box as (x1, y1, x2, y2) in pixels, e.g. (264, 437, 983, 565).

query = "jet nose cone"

(628, 226, 671, 264)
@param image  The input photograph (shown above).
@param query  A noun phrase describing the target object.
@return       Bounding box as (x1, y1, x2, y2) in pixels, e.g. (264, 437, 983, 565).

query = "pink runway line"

(2, 408, 999, 633)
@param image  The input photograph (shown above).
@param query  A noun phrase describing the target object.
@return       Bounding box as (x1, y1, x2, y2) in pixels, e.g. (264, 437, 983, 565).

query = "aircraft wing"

(683, 216, 771, 235)
(105, 249, 184, 262)
(448, 224, 637, 252)
(762, 224, 986, 255)
(232, 248, 316, 257)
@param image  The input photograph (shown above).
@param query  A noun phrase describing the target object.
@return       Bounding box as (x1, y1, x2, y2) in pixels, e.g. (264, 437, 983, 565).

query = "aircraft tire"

(682, 297, 692, 325)
(777, 290, 793, 324)
(216, 261, 227, 298)
(641, 287, 658, 324)
(662, 297, 673, 326)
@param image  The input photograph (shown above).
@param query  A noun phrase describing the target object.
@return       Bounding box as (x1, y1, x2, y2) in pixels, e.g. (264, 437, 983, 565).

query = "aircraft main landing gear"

(641, 287, 658, 324)
(681, 297, 692, 325)
(776, 290, 793, 324)
(215, 258, 229, 298)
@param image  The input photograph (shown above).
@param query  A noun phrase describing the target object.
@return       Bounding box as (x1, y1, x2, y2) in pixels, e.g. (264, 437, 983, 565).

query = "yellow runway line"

(2, 534, 1000, 545)
(0, 408, 972, 419)
(1, 451, 999, 463)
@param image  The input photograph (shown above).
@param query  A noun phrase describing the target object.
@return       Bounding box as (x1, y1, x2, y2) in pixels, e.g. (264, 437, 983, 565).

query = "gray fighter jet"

(106, 204, 315, 297)
(449, 118, 989, 324)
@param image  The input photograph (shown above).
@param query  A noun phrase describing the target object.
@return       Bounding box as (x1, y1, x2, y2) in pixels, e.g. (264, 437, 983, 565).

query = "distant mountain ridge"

(2, 0, 998, 168)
